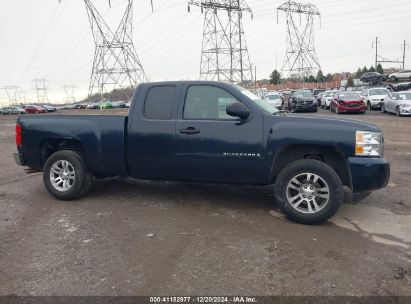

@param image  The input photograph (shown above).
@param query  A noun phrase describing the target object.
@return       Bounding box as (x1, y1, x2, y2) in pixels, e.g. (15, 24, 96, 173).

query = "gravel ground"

(0, 109, 410, 296)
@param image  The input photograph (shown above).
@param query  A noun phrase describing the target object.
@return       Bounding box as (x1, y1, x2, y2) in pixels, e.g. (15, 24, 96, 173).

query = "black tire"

(43, 150, 92, 200)
(274, 159, 344, 225)
(396, 107, 401, 116)
(312, 106, 318, 113)
(335, 107, 340, 114)
(367, 101, 372, 111)
(390, 76, 397, 82)
(381, 104, 386, 113)
(352, 192, 371, 204)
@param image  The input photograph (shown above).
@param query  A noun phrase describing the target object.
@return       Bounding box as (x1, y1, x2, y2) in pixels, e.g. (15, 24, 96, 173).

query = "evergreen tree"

(369, 66, 376, 72)
(326, 73, 333, 82)
(362, 66, 368, 74)
(316, 70, 325, 82)
(376, 63, 384, 74)
(308, 75, 317, 83)
(355, 68, 362, 78)
(269, 69, 281, 85)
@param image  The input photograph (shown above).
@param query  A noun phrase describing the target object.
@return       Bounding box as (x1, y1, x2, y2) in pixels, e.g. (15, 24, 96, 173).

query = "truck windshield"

(233, 85, 279, 114)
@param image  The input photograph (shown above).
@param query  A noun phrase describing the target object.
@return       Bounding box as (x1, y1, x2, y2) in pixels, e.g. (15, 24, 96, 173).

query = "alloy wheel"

(286, 172, 330, 214)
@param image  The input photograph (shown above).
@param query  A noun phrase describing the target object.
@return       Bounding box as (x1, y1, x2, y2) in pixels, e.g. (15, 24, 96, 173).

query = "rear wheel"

(274, 159, 344, 225)
(43, 150, 92, 200)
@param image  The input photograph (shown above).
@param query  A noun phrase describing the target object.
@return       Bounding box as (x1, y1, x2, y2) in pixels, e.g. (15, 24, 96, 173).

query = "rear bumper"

(13, 152, 25, 166)
(348, 157, 390, 193)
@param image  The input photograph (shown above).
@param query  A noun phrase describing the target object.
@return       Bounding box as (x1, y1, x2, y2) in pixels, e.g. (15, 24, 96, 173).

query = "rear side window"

(144, 86, 176, 119)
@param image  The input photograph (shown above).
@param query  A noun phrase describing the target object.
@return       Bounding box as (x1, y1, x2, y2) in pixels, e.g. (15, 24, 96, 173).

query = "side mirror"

(226, 102, 251, 120)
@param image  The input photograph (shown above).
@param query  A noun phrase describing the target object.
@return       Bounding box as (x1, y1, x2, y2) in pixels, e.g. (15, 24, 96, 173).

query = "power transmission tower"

(84, 0, 146, 100)
(277, 1, 322, 84)
(17, 90, 27, 105)
(2, 86, 20, 106)
(63, 85, 76, 103)
(188, 0, 254, 83)
(33, 79, 49, 104)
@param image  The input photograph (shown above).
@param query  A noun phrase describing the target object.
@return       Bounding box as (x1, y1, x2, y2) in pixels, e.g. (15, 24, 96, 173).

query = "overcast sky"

(1, 0, 410, 105)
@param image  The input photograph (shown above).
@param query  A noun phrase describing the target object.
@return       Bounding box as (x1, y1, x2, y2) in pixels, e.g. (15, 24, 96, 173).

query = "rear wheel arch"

(270, 144, 352, 190)
(40, 138, 84, 167)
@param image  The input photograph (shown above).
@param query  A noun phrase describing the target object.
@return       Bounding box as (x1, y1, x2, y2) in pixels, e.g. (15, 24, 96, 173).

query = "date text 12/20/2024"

(150, 297, 257, 303)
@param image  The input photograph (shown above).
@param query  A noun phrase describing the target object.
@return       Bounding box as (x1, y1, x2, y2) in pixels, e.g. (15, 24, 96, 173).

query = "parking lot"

(0, 109, 410, 296)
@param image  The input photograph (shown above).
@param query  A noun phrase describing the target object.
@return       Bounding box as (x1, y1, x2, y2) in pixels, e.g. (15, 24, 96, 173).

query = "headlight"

(355, 131, 382, 157)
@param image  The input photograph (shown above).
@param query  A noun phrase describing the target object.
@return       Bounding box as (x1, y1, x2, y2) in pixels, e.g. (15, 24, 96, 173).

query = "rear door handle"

(179, 127, 200, 135)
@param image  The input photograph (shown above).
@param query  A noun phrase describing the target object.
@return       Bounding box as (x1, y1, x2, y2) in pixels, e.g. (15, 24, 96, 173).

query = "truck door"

(175, 84, 263, 184)
(127, 84, 179, 179)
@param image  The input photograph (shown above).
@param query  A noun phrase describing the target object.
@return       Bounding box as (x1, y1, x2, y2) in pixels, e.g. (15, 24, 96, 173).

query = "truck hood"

(268, 113, 380, 132)
(369, 95, 387, 100)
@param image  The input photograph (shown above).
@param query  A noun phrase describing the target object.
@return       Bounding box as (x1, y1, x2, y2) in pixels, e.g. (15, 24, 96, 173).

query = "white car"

(265, 92, 283, 109)
(389, 70, 411, 82)
(382, 91, 411, 116)
(360, 88, 390, 110)
(320, 91, 337, 109)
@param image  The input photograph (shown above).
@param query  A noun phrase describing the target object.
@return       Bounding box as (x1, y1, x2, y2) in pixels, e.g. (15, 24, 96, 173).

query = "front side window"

(144, 86, 176, 119)
(183, 85, 239, 120)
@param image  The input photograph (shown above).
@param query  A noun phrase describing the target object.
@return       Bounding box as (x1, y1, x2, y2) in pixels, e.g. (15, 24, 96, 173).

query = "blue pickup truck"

(14, 81, 390, 224)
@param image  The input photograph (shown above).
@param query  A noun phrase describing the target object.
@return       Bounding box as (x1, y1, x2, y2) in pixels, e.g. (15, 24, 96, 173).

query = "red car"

(330, 92, 367, 114)
(24, 105, 47, 114)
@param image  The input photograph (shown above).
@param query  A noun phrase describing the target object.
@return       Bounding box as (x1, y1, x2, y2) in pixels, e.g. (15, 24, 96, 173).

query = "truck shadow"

(86, 177, 277, 212)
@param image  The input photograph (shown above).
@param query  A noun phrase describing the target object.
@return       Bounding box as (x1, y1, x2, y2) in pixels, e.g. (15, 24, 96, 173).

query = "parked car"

(100, 101, 113, 110)
(381, 91, 411, 116)
(360, 88, 390, 110)
(320, 91, 338, 109)
(24, 105, 47, 114)
(111, 101, 127, 108)
(87, 102, 101, 109)
(330, 92, 366, 114)
(13, 81, 390, 225)
(288, 90, 318, 113)
(125, 101, 131, 108)
(388, 70, 411, 82)
(2, 107, 26, 115)
(313, 89, 326, 102)
(392, 82, 411, 92)
(265, 91, 283, 109)
(42, 105, 57, 112)
(360, 72, 386, 84)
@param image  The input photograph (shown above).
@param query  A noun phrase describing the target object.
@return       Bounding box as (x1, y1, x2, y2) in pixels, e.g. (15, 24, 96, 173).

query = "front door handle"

(179, 127, 200, 135)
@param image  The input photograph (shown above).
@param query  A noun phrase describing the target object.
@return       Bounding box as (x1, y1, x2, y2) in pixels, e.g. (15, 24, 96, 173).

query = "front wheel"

(274, 159, 344, 225)
(396, 107, 401, 116)
(43, 150, 92, 200)
(335, 107, 340, 114)
(381, 104, 386, 113)
(367, 101, 372, 111)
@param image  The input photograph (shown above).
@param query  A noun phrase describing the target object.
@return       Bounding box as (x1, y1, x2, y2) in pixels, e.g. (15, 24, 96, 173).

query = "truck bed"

(17, 115, 128, 177)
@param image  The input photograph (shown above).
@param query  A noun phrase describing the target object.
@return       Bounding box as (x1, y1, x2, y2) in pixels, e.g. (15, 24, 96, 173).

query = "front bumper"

(337, 105, 367, 112)
(348, 157, 390, 193)
(293, 104, 317, 111)
(13, 152, 25, 166)
(399, 106, 411, 115)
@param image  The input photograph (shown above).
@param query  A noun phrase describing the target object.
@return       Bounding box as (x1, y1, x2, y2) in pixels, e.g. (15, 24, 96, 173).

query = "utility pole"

(402, 40, 409, 69)
(254, 65, 257, 91)
(188, 0, 254, 83)
(374, 36, 378, 69)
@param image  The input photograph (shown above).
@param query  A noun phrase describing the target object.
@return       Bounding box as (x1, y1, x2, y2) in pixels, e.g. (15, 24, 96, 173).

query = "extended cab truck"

(14, 81, 390, 224)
